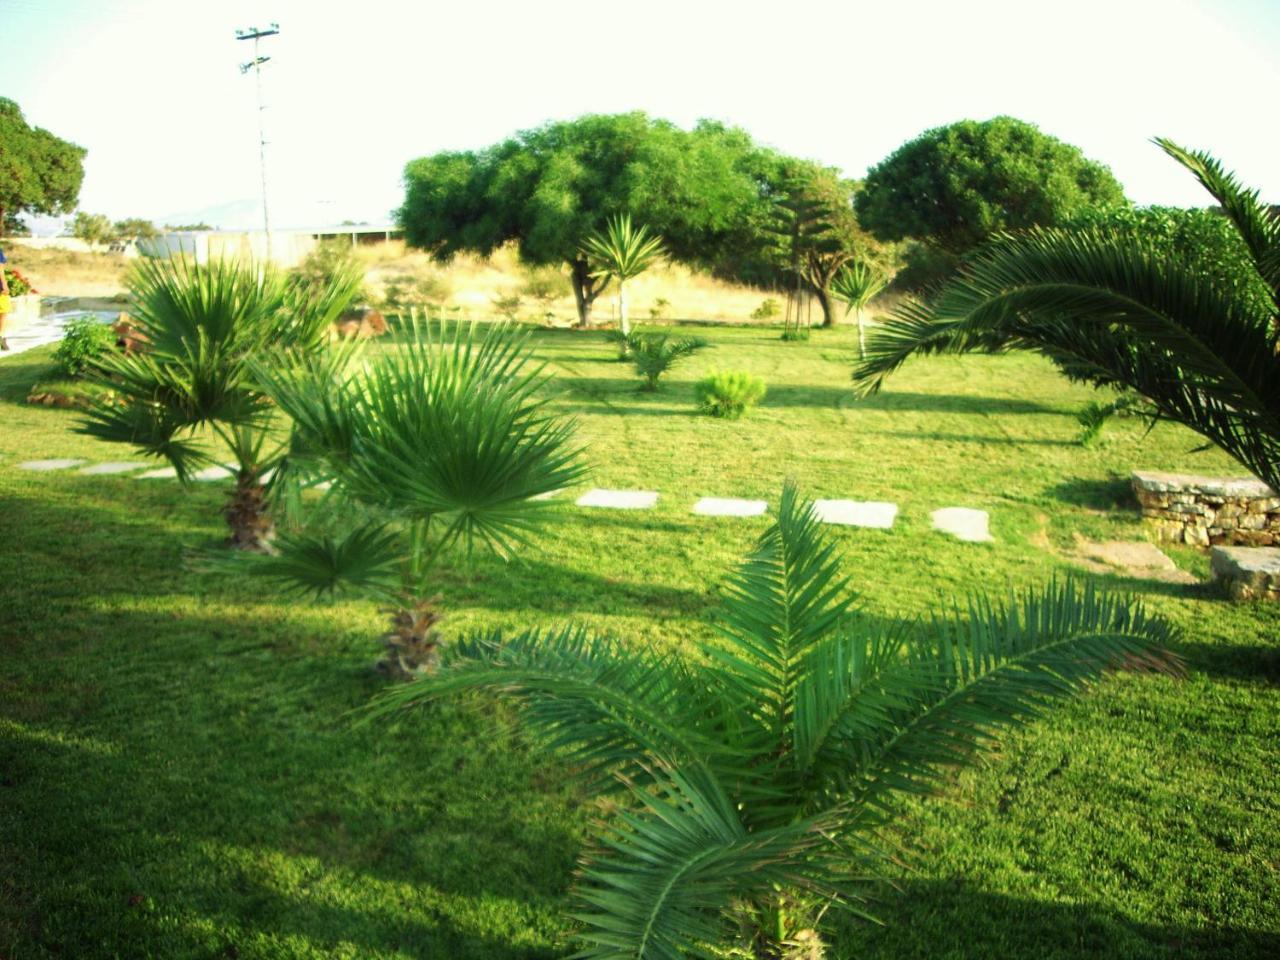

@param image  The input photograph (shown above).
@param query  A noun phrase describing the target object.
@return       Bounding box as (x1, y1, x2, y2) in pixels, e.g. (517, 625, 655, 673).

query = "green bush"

(695, 370, 766, 419)
(627, 332, 709, 390)
(749, 297, 780, 320)
(53, 315, 116, 377)
(381, 271, 450, 311)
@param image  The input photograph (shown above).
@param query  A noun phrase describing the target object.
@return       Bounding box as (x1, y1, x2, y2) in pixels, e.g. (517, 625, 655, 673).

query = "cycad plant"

(246, 319, 586, 677)
(852, 139, 1280, 490)
(626, 331, 710, 391)
(369, 483, 1178, 957)
(581, 214, 666, 347)
(831, 261, 889, 358)
(79, 256, 362, 550)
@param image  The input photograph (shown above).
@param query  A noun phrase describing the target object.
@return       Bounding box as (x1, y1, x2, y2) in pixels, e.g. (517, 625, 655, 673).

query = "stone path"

(1071, 535, 1198, 585)
(813, 499, 897, 529)
(931, 507, 993, 542)
(7, 459, 1002, 541)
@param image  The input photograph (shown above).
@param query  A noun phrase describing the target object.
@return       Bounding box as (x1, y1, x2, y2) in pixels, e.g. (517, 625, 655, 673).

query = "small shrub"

(627, 332, 709, 391)
(695, 370, 766, 419)
(492, 293, 522, 320)
(519, 264, 565, 305)
(750, 297, 780, 321)
(292, 240, 370, 302)
(648, 297, 672, 320)
(381, 271, 450, 311)
(53, 315, 116, 377)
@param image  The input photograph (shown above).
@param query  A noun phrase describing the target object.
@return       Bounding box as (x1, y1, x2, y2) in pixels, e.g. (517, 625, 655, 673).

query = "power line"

(235, 22, 279, 260)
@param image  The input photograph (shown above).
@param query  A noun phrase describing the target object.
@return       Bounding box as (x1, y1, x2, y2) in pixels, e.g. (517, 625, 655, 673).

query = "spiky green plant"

(581, 214, 666, 344)
(852, 139, 1280, 489)
(78, 256, 362, 550)
(367, 483, 1178, 957)
(627, 331, 709, 391)
(695, 369, 767, 419)
(246, 317, 587, 676)
(831, 261, 889, 358)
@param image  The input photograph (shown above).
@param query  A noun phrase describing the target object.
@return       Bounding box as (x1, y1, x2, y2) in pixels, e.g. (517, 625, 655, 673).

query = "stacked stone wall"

(1132, 471, 1280, 548)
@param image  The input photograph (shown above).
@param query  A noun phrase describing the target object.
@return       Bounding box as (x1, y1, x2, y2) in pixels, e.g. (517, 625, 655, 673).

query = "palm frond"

(627, 332, 709, 390)
(831, 261, 889, 312)
(851, 227, 1280, 488)
(811, 579, 1179, 813)
(364, 626, 735, 793)
(250, 524, 403, 600)
(581, 214, 666, 282)
(1154, 138, 1280, 302)
(572, 767, 840, 960)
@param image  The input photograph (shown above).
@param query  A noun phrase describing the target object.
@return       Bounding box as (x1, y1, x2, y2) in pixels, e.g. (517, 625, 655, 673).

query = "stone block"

(1211, 546, 1280, 601)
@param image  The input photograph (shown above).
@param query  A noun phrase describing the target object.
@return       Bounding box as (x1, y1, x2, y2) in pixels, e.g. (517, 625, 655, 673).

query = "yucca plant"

(368, 483, 1178, 958)
(831, 261, 889, 358)
(581, 214, 666, 348)
(852, 139, 1280, 490)
(245, 318, 587, 677)
(695, 369, 767, 419)
(627, 331, 709, 391)
(78, 256, 363, 550)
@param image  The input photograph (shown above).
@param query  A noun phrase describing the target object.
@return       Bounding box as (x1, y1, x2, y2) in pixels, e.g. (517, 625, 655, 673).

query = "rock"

(1211, 546, 1280, 601)
(931, 507, 993, 542)
(813, 500, 898, 529)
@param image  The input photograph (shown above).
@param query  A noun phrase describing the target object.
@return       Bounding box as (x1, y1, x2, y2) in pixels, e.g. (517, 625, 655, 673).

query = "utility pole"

(236, 23, 279, 261)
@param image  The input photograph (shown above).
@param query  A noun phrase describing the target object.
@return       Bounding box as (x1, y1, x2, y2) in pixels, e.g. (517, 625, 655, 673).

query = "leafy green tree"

(0, 98, 85, 235)
(853, 139, 1280, 491)
(581, 214, 666, 342)
(112, 217, 159, 241)
(856, 116, 1127, 256)
(71, 211, 113, 247)
(79, 257, 363, 550)
(246, 320, 587, 675)
(831, 261, 889, 357)
(368, 483, 1177, 958)
(398, 113, 781, 327)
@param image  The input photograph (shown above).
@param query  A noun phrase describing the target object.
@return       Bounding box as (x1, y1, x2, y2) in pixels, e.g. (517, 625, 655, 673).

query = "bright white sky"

(2, 0, 1277, 230)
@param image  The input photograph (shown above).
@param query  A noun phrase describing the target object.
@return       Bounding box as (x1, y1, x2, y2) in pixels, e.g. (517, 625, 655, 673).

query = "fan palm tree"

(367, 483, 1178, 957)
(851, 139, 1280, 490)
(831, 261, 889, 358)
(245, 318, 587, 676)
(78, 256, 362, 550)
(582, 214, 666, 346)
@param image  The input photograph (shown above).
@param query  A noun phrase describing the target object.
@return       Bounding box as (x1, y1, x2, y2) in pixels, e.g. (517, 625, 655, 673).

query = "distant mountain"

(156, 197, 393, 232)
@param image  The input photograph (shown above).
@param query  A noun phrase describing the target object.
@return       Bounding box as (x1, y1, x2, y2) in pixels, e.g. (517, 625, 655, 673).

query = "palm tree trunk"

(224, 470, 275, 552)
(618, 279, 629, 338)
(377, 594, 444, 679)
(855, 306, 867, 359)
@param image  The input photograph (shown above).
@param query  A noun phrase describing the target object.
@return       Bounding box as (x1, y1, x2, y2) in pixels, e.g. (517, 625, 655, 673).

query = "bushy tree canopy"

(0, 98, 86, 232)
(856, 116, 1126, 254)
(398, 113, 781, 324)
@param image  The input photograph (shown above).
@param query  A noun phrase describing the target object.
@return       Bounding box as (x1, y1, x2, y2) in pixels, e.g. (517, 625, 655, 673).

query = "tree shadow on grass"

(872, 430, 1075, 448)
(836, 390, 1066, 416)
(829, 879, 1279, 960)
(1048, 475, 1137, 511)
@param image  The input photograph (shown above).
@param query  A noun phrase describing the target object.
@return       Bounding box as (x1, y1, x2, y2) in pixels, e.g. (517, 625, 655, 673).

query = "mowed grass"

(1, 323, 1277, 959)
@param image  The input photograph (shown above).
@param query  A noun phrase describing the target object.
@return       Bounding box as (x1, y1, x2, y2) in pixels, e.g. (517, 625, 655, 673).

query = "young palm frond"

(851, 140, 1280, 489)
(247, 316, 588, 675)
(368, 482, 1178, 956)
(581, 214, 667, 341)
(78, 256, 363, 548)
(831, 261, 889, 358)
(627, 332, 710, 391)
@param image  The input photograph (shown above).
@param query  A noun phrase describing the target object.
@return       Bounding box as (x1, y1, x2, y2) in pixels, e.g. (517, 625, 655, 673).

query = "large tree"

(855, 116, 1126, 256)
(0, 98, 86, 235)
(398, 113, 777, 326)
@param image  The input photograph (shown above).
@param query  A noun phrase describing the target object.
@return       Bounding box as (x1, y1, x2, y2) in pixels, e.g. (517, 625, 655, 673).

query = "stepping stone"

(576, 488, 659, 510)
(813, 499, 898, 529)
(1072, 536, 1198, 585)
(532, 488, 562, 501)
(192, 465, 234, 482)
(693, 497, 767, 518)
(931, 507, 993, 542)
(136, 466, 178, 479)
(77, 461, 149, 475)
(18, 458, 87, 471)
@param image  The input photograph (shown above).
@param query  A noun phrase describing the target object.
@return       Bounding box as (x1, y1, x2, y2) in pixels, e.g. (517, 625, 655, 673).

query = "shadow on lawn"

(830, 878, 1280, 960)
(1048, 475, 1138, 511)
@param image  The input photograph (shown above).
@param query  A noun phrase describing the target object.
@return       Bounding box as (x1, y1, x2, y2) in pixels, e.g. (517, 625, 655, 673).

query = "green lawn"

(2, 324, 1277, 959)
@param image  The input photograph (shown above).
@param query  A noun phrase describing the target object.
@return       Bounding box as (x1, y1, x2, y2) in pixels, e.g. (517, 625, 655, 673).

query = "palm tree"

(851, 140, 1280, 490)
(367, 483, 1178, 957)
(79, 256, 362, 550)
(626, 331, 710, 391)
(831, 261, 889, 358)
(246, 318, 587, 676)
(581, 214, 666, 343)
